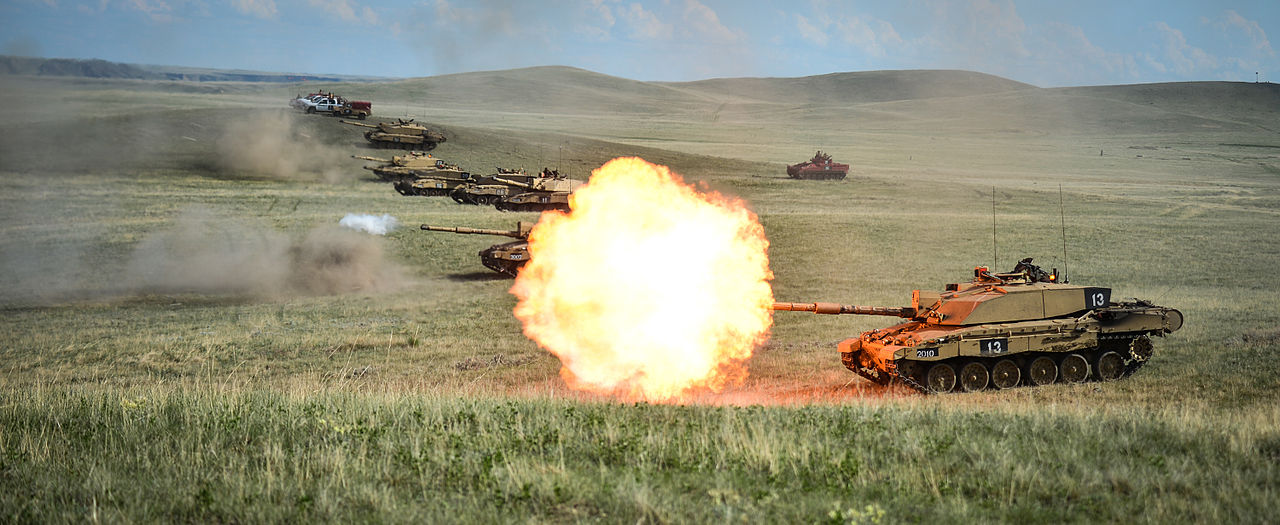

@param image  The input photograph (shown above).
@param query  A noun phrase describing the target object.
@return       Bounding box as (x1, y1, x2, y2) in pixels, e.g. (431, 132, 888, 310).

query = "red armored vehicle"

(786, 150, 849, 180)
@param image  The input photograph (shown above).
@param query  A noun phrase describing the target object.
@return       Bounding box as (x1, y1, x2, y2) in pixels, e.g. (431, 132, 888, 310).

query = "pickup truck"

(299, 96, 344, 114)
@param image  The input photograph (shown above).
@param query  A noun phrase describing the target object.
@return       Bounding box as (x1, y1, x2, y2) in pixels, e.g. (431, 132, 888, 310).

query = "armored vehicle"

(341, 119, 446, 150)
(449, 171, 536, 206)
(352, 153, 464, 183)
(491, 170, 584, 212)
(419, 222, 534, 276)
(786, 150, 849, 180)
(772, 258, 1183, 393)
(331, 100, 372, 119)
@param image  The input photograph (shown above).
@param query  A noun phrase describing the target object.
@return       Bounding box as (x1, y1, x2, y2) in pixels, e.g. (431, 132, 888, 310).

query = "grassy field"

(1, 69, 1278, 522)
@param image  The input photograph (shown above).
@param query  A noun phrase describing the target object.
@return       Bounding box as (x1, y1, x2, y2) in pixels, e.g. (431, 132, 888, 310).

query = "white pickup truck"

(298, 95, 344, 114)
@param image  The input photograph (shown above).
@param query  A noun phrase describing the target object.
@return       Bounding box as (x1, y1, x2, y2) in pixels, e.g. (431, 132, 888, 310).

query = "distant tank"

(786, 150, 849, 180)
(491, 169, 584, 212)
(420, 222, 534, 276)
(352, 153, 465, 183)
(341, 119, 447, 150)
(772, 258, 1184, 393)
(449, 170, 536, 206)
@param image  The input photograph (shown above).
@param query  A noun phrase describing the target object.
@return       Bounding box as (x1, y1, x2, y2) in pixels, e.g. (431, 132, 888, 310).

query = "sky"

(1, 0, 1276, 87)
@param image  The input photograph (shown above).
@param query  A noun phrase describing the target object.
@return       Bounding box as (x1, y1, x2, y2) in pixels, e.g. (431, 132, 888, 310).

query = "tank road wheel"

(958, 362, 990, 392)
(1129, 335, 1153, 363)
(925, 363, 957, 393)
(1095, 351, 1125, 381)
(1027, 356, 1058, 386)
(1059, 354, 1090, 384)
(990, 359, 1021, 389)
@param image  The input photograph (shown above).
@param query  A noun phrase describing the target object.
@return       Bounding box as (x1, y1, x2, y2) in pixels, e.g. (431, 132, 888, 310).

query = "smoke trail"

(339, 213, 399, 235)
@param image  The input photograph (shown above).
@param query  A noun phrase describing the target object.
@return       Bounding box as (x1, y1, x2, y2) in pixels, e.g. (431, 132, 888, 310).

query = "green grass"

(2, 388, 1277, 523)
(1, 72, 1279, 522)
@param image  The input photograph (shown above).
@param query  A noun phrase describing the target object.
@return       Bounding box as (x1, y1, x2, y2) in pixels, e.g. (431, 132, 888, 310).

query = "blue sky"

(1, 1, 1276, 86)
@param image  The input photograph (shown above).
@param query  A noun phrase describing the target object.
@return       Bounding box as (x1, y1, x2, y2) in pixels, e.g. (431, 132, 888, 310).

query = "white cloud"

(231, 0, 276, 20)
(682, 0, 740, 44)
(575, 0, 618, 41)
(307, 0, 376, 25)
(795, 14, 827, 47)
(1212, 10, 1275, 57)
(618, 2, 672, 40)
(1032, 22, 1139, 85)
(1155, 21, 1218, 75)
(837, 15, 902, 58)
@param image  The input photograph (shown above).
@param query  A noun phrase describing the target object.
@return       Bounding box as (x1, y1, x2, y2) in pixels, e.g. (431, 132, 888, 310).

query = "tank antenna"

(1059, 183, 1068, 281)
(991, 186, 998, 269)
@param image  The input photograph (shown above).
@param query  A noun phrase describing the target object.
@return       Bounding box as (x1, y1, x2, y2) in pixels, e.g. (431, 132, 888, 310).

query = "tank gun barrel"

(340, 120, 377, 128)
(352, 155, 389, 163)
(490, 177, 531, 188)
(420, 225, 525, 238)
(771, 302, 915, 318)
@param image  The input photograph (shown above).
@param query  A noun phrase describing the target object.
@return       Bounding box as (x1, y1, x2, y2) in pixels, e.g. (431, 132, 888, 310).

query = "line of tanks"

(334, 117, 577, 279)
(352, 151, 583, 213)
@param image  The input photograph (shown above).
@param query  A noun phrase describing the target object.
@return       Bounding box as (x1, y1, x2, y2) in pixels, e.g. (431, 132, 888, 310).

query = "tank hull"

(494, 191, 572, 212)
(479, 240, 530, 277)
(450, 184, 514, 205)
(394, 177, 471, 196)
(785, 164, 849, 180)
(786, 151, 849, 180)
(841, 302, 1183, 393)
(364, 131, 444, 150)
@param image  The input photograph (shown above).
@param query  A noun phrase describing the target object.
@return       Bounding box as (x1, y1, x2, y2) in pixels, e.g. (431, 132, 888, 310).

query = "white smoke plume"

(339, 213, 399, 235)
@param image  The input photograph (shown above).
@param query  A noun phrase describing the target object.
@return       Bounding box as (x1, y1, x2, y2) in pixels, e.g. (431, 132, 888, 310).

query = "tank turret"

(488, 172, 584, 212)
(341, 119, 447, 150)
(772, 258, 1183, 393)
(419, 222, 534, 276)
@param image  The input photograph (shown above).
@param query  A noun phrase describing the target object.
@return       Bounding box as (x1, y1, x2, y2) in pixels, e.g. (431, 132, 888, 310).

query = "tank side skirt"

(845, 328, 1160, 393)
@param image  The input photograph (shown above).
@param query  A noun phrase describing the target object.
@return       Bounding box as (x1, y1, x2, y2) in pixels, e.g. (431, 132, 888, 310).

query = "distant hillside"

(368, 66, 712, 115)
(367, 67, 1037, 116)
(662, 70, 1035, 105)
(1054, 81, 1280, 133)
(0, 55, 366, 83)
(0, 55, 163, 80)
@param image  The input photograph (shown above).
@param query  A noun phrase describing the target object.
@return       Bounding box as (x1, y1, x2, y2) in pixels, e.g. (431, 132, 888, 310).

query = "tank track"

(845, 332, 1156, 395)
(842, 352, 930, 394)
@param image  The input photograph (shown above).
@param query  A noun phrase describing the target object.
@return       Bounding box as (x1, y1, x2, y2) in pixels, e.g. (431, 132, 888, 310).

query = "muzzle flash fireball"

(510, 157, 774, 403)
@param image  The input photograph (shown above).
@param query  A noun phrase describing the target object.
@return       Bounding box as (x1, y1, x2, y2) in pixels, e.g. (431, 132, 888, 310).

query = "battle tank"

(491, 170, 584, 212)
(419, 222, 533, 276)
(772, 258, 1183, 393)
(786, 150, 849, 180)
(352, 153, 464, 183)
(449, 170, 536, 206)
(341, 119, 447, 150)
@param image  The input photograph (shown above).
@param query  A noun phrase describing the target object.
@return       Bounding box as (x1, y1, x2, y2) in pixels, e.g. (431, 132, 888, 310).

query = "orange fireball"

(511, 157, 773, 402)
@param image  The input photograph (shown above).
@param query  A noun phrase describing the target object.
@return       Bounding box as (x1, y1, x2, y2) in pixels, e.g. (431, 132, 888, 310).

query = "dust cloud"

(125, 208, 408, 298)
(215, 112, 350, 183)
